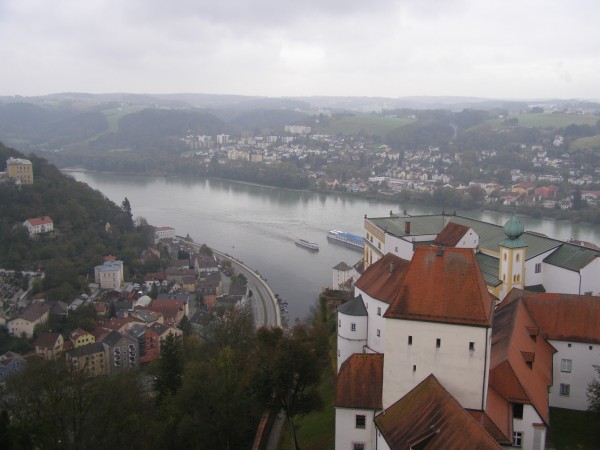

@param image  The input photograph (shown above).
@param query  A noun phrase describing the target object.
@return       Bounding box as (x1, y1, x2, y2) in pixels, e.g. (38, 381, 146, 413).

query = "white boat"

(327, 229, 364, 249)
(295, 238, 319, 251)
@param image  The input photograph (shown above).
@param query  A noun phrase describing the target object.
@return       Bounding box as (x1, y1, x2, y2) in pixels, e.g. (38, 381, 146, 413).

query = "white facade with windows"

(512, 404, 546, 450)
(353, 289, 388, 355)
(336, 299, 367, 372)
(549, 340, 600, 410)
(335, 409, 376, 450)
(382, 318, 491, 411)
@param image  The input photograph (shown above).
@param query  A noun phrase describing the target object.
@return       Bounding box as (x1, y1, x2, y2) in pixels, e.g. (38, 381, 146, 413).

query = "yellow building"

(68, 342, 107, 377)
(69, 328, 96, 348)
(6, 157, 33, 184)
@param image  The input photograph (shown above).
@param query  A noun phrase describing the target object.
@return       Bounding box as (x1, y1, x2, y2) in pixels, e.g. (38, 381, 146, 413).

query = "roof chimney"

(405, 221, 411, 234)
(437, 246, 445, 256)
(389, 262, 395, 273)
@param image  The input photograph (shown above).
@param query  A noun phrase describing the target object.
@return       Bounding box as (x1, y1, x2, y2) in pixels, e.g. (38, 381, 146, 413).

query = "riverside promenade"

(178, 238, 281, 328)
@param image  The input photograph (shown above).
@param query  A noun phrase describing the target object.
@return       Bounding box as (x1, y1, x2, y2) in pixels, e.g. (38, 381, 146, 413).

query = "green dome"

(503, 213, 524, 239)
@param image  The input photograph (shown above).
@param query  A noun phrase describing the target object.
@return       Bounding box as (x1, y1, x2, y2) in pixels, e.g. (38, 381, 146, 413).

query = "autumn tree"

(253, 324, 329, 450)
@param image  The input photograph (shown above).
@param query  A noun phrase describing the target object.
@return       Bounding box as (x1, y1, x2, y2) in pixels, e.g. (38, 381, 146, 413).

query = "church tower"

(498, 213, 527, 300)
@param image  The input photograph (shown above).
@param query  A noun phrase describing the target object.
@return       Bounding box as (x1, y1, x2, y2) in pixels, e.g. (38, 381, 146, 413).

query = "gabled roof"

(385, 247, 494, 327)
(335, 353, 383, 410)
(503, 289, 600, 344)
(337, 295, 367, 316)
(102, 329, 134, 347)
(475, 253, 502, 287)
(374, 374, 501, 450)
(11, 303, 51, 323)
(432, 222, 471, 247)
(354, 253, 410, 305)
(543, 242, 599, 272)
(333, 261, 353, 271)
(70, 342, 105, 358)
(490, 297, 555, 424)
(34, 332, 62, 348)
(25, 216, 53, 226)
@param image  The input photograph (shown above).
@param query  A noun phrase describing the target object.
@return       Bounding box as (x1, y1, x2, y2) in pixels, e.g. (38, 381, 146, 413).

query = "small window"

(395, 246, 398, 252)
(436, 338, 441, 348)
(353, 444, 365, 450)
(469, 342, 475, 351)
(377, 329, 381, 337)
(590, 346, 593, 350)
(560, 383, 570, 396)
(355, 415, 366, 429)
(351, 323, 356, 332)
(516, 254, 520, 262)
(413, 365, 416, 372)
(535, 263, 541, 273)
(513, 431, 523, 447)
(338, 319, 341, 328)
(560, 359, 572, 373)
(377, 307, 382, 316)
(503, 253, 507, 261)
(568, 343, 572, 348)
(513, 403, 524, 419)
(408, 336, 413, 345)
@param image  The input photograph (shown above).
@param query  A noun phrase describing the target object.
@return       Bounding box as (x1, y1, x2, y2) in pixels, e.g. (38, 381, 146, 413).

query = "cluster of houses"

(331, 212, 600, 450)
(179, 128, 600, 210)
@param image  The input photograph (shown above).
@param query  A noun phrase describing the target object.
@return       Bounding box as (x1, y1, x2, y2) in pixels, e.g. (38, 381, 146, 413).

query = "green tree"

(253, 325, 329, 450)
(587, 364, 600, 413)
(153, 333, 184, 401)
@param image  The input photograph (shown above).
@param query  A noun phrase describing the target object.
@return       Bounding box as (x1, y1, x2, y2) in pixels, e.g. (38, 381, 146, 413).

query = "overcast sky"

(1, 0, 599, 100)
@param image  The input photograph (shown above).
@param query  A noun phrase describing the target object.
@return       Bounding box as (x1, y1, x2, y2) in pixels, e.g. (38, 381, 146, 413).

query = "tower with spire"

(498, 212, 527, 299)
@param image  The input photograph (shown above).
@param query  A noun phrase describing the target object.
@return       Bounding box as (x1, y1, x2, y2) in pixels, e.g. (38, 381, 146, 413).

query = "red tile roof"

(384, 247, 494, 327)
(490, 297, 555, 424)
(335, 353, 383, 410)
(481, 386, 512, 445)
(374, 374, 501, 450)
(25, 216, 53, 226)
(432, 222, 471, 247)
(354, 253, 410, 304)
(504, 289, 600, 344)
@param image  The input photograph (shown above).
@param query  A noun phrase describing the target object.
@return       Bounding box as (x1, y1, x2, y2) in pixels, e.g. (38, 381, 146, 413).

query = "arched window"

(516, 254, 520, 262)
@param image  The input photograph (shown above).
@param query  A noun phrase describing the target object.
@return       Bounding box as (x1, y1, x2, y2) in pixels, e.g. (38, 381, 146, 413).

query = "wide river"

(67, 171, 600, 322)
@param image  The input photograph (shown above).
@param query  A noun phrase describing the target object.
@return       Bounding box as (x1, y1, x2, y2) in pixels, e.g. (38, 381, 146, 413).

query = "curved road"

(212, 249, 281, 328)
(178, 238, 281, 328)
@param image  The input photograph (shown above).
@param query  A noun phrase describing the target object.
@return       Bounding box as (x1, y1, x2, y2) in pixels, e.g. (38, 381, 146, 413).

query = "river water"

(67, 171, 600, 322)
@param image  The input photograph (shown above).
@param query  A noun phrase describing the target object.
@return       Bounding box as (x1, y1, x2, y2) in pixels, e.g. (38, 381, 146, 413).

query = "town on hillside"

(0, 221, 254, 382)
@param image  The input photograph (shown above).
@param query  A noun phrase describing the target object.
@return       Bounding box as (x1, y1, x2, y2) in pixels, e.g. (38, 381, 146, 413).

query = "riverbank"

(178, 237, 281, 328)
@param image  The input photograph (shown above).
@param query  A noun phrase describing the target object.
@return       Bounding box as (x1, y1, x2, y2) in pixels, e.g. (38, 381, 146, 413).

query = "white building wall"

(354, 288, 388, 354)
(337, 313, 368, 372)
(375, 432, 390, 450)
(335, 408, 378, 450)
(523, 250, 555, 287)
(333, 269, 353, 291)
(455, 228, 479, 248)
(512, 404, 545, 450)
(580, 257, 600, 296)
(382, 319, 490, 411)
(549, 340, 600, 410)
(385, 234, 437, 261)
(542, 265, 580, 295)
